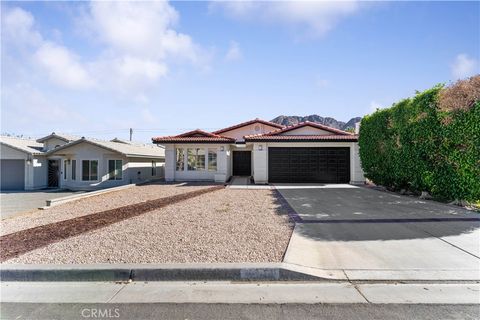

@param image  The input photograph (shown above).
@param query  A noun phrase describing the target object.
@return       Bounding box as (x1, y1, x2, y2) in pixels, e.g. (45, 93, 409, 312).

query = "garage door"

(268, 147, 350, 183)
(0, 159, 25, 190)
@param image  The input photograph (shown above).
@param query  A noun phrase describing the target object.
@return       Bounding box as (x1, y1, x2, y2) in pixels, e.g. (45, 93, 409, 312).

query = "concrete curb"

(40, 184, 136, 209)
(2, 264, 479, 282)
(0, 263, 341, 282)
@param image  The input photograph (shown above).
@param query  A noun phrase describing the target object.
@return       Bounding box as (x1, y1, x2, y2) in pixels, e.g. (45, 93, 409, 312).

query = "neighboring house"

(0, 133, 165, 191)
(152, 118, 365, 184)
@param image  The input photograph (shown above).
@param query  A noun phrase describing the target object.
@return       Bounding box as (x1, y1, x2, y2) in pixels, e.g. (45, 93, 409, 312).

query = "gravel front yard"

(1, 182, 214, 236)
(4, 189, 293, 264)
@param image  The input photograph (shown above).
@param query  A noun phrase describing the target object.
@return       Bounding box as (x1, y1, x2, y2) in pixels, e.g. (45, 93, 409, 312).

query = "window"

(71, 160, 76, 180)
(187, 148, 205, 171)
(82, 160, 98, 181)
(152, 161, 156, 176)
(64, 160, 67, 180)
(176, 149, 185, 171)
(208, 149, 217, 171)
(108, 160, 123, 180)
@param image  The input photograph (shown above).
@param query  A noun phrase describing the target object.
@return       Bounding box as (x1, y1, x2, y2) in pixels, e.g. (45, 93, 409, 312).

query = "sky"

(1, 1, 479, 143)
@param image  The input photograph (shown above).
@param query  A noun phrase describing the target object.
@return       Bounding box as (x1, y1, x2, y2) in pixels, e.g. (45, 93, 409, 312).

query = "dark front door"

(268, 147, 350, 183)
(233, 151, 252, 176)
(48, 160, 60, 188)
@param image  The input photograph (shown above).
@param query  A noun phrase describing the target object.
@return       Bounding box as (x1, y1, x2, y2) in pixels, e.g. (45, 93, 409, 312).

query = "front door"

(233, 151, 252, 176)
(48, 160, 60, 188)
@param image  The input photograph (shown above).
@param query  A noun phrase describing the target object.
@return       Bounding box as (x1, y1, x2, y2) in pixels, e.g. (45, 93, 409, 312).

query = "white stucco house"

(0, 133, 165, 191)
(152, 119, 365, 184)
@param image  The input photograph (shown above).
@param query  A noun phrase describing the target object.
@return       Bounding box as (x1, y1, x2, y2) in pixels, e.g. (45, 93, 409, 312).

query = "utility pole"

(129, 128, 133, 141)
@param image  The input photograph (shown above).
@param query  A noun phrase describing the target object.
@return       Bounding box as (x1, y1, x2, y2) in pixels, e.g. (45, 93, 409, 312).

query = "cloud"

(2, 2, 208, 94)
(451, 54, 478, 80)
(1, 83, 86, 128)
(210, 1, 360, 37)
(35, 42, 95, 89)
(1, 7, 42, 47)
(225, 41, 242, 62)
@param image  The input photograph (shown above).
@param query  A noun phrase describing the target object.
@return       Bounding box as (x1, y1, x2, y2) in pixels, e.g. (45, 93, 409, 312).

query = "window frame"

(63, 160, 67, 180)
(208, 148, 217, 172)
(176, 148, 185, 171)
(151, 161, 156, 176)
(81, 159, 99, 181)
(187, 148, 206, 171)
(108, 159, 123, 181)
(71, 160, 76, 181)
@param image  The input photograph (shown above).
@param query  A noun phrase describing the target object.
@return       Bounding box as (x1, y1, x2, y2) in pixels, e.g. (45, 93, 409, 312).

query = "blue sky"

(1, 1, 479, 142)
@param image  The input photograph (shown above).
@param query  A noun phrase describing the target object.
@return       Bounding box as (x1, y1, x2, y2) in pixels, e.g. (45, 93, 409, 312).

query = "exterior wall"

(43, 137, 69, 151)
(252, 142, 366, 184)
(279, 127, 331, 136)
(218, 123, 280, 140)
(0, 144, 47, 190)
(127, 157, 165, 184)
(52, 143, 163, 190)
(164, 144, 230, 182)
(29, 156, 47, 190)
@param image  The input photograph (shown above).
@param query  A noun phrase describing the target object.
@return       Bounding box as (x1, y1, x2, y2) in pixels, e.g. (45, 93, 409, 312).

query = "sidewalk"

(2, 281, 479, 304)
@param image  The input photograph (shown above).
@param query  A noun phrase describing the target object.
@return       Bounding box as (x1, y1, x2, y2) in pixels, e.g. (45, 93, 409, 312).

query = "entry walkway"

(227, 177, 272, 189)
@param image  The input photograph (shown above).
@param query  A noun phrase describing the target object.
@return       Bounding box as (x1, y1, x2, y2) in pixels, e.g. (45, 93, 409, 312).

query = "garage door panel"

(268, 147, 350, 183)
(0, 159, 25, 190)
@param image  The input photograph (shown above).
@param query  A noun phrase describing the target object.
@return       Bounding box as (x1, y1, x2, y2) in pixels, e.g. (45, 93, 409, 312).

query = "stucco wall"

(51, 142, 163, 190)
(218, 123, 280, 140)
(43, 137, 69, 151)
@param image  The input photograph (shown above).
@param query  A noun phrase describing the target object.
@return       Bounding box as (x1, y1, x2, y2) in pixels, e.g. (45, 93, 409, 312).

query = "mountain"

(270, 115, 362, 131)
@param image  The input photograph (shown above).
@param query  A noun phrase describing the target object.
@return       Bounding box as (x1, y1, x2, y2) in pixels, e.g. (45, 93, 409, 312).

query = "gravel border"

(0, 186, 224, 262)
(1, 182, 216, 236)
(4, 189, 294, 264)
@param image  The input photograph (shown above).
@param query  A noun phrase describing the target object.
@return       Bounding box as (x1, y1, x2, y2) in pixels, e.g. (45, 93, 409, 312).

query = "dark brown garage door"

(268, 147, 350, 183)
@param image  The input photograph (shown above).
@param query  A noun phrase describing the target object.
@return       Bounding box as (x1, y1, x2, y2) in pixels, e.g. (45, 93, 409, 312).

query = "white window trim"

(80, 159, 100, 182)
(108, 159, 124, 181)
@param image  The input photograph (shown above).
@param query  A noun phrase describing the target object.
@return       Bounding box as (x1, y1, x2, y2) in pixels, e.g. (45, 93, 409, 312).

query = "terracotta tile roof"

(212, 118, 284, 134)
(152, 129, 235, 144)
(261, 121, 353, 136)
(244, 134, 358, 142)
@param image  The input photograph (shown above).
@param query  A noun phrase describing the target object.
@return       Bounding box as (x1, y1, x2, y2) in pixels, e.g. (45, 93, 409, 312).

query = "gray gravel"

(5, 189, 293, 264)
(1, 182, 214, 236)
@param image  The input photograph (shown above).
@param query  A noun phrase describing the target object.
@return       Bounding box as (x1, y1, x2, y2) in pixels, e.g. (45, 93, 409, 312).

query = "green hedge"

(359, 85, 480, 202)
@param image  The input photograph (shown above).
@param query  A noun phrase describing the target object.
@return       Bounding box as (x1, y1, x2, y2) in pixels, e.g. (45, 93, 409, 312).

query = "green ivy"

(359, 86, 480, 202)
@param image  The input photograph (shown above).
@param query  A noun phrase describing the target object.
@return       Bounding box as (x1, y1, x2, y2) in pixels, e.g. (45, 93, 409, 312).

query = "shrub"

(359, 77, 480, 202)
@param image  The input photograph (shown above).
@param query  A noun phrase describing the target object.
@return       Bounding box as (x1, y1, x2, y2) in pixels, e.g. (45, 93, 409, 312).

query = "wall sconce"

(258, 145, 263, 151)
(67, 159, 71, 165)
(220, 146, 225, 152)
(26, 156, 32, 165)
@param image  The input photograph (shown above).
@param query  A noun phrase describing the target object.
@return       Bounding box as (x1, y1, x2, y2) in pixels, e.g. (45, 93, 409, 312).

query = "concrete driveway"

(276, 184, 480, 280)
(1, 190, 85, 219)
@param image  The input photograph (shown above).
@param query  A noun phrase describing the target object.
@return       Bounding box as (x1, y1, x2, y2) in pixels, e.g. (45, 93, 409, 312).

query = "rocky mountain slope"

(270, 115, 362, 131)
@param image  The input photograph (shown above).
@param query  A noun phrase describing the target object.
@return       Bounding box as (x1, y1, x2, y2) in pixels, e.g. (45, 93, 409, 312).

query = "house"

(0, 133, 165, 191)
(152, 119, 365, 184)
